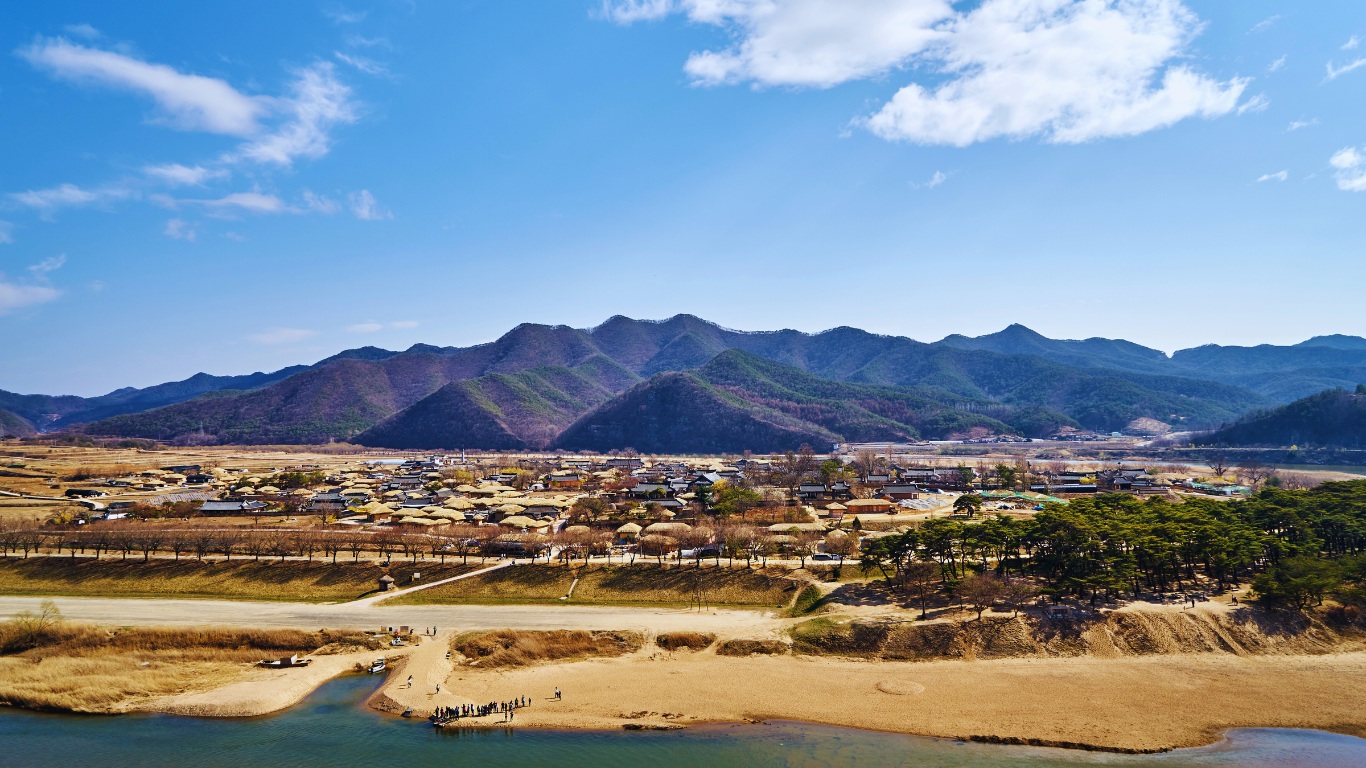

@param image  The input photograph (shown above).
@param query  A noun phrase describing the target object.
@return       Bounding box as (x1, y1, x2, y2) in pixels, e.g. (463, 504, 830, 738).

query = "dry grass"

(395, 564, 804, 607)
(451, 630, 643, 668)
(0, 558, 475, 602)
(655, 632, 715, 651)
(715, 639, 789, 656)
(0, 621, 367, 712)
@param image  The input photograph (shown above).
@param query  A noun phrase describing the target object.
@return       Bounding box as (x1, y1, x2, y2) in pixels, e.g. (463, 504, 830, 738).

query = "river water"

(2, 675, 1363, 768)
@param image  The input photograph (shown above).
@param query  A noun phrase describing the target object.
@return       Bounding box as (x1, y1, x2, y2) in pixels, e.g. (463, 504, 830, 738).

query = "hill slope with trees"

(1204, 388, 1366, 449)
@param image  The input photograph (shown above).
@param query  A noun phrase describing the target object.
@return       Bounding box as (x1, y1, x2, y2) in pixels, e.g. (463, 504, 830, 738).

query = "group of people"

(432, 696, 531, 724)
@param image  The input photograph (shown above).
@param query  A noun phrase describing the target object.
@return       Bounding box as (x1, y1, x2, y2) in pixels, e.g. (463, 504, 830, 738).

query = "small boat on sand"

(368, 658, 387, 674)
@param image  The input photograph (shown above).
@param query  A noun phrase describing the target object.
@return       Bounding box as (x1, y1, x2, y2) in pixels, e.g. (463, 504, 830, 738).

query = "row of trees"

(861, 481, 1366, 611)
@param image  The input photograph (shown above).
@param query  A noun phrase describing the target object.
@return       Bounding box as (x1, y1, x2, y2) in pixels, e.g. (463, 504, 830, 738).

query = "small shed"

(378, 574, 396, 592)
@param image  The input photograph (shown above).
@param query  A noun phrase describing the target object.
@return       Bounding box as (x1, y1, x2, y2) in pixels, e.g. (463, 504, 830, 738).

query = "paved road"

(0, 595, 777, 634)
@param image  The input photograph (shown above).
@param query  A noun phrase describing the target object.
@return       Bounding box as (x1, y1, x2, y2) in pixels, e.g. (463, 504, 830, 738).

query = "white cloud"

(1344, 36, 1360, 51)
(27, 254, 67, 275)
(248, 327, 317, 344)
(1249, 15, 1279, 33)
(345, 35, 391, 49)
(0, 221, 12, 245)
(347, 320, 417, 333)
(63, 24, 100, 39)
(19, 37, 266, 135)
(181, 191, 289, 214)
(911, 170, 948, 189)
(230, 62, 357, 166)
(301, 190, 340, 214)
(1330, 146, 1366, 192)
(1326, 58, 1366, 81)
(348, 189, 391, 220)
(335, 51, 388, 76)
(1256, 171, 1287, 183)
(324, 7, 367, 24)
(1287, 118, 1318, 132)
(1236, 94, 1270, 115)
(143, 163, 228, 187)
(600, 0, 675, 23)
(1267, 55, 1286, 73)
(0, 278, 61, 315)
(164, 218, 197, 241)
(9, 183, 133, 212)
(612, 0, 1247, 147)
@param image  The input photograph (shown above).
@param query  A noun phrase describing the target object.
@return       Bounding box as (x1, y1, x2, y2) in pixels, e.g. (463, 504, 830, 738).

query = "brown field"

(0, 557, 476, 602)
(388, 564, 806, 608)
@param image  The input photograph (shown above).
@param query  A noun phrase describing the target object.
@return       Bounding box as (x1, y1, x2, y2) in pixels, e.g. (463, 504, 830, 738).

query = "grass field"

(0, 619, 370, 712)
(0, 557, 476, 602)
(391, 564, 806, 608)
(450, 629, 643, 668)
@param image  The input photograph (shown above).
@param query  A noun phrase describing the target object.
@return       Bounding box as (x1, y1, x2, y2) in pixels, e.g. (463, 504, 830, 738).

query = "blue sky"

(2, 1, 1365, 396)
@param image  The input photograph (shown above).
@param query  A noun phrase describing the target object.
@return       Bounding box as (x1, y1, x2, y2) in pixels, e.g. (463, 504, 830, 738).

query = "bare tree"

(956, 572, 1004, 620)
(901, 561, 940, 619)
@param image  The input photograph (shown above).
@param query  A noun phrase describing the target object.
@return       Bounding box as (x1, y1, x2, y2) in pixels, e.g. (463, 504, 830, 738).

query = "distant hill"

(355, 360, 638, 450)
(1204, 388, 1366, 449)
(939, 325, 1366, 402)
(0, 408, 36, 438)
(78, 315, 1269, 447)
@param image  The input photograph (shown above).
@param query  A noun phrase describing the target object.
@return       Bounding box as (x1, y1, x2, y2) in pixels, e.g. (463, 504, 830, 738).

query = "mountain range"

(4, 315, 1365, 452)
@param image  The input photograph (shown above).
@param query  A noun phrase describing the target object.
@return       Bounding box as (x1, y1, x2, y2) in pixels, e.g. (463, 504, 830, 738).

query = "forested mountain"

(554, 350, 1079, 453)
(72, 316, 1265, 447)
(64, 311, 1273, 445)
(939, 325, 1366, 402)
(1204, 388, 1366, 449)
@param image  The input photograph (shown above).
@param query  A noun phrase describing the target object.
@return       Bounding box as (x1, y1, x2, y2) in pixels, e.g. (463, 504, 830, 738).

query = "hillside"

(355, 361, 637, 450)
(0, 408, 36, 438)
(1204, 388, 1366, 449)
(556, 371, 841, 453)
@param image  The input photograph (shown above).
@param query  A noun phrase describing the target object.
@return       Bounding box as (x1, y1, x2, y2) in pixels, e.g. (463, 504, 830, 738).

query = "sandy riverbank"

(365, 645, 1366, 753)
(138, 647, 410, 717)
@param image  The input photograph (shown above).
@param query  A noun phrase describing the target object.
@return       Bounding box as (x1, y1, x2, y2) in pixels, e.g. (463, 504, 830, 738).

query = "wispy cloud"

(19, 37, 266, 135)
(335, 51, 388, 76)
(143, 163, 229, 187)
(345, 35, 390, 49)
(27, 254, 67, 275)
(1267, 55, 1287, 73)
(9, 183, 134, 213)
(0, 255, 65, 315)
(1257, 171, 1288, 183)
(178, 191, 289, 214)
(248, 327, 316, 344)
(1287, 118, 1319, 132)
(1249, 15, 1280, 33)
(1345, 36, 1361, 51)
(1331, 147, 1366, 192)
(348, 189, 391, 220)
(164, 218, 197, 241)
(1237, 94, 1270, 115)
(910, 171, 949, 190)
(1326, 58, 1366, 81)
(229, 62, 357, 167)
(301, 190, 339, 214)
(0, 278, 61, 315)
(62, 23, 100, 40)
(0, 221, 12, 245)
(346, 320, 418, 333)
(609, 0, 1247, 146)
(324, 7, 367, 24)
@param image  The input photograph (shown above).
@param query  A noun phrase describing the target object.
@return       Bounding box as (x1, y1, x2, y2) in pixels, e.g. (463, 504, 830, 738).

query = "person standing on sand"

(554, 687, 561, 701)
(407, 675, 413, 688)
(435, 683, 441, 694)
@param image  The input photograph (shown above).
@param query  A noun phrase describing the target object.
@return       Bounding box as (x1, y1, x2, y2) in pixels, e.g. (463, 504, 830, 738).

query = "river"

(2, 675, 1363, 768)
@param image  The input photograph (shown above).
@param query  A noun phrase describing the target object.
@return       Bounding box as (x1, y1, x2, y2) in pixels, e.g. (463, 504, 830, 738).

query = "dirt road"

(0, 595, 778, 633)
